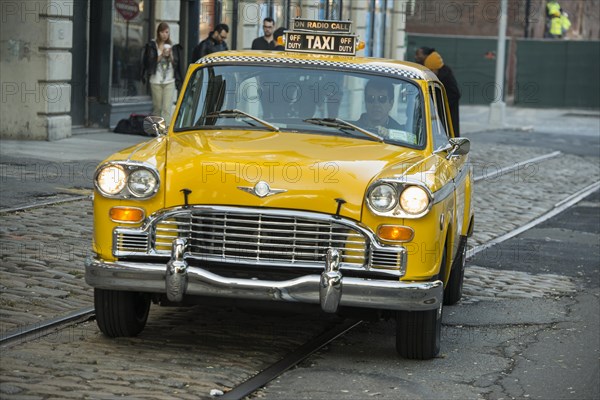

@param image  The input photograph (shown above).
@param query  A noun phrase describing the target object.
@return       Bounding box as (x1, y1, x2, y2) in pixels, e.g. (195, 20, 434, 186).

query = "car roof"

(195, 50, 440, 83)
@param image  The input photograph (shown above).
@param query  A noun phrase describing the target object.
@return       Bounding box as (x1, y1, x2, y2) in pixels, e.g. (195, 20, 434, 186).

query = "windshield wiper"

(303, 118, 383, 142)
(206, 109, 279, 132)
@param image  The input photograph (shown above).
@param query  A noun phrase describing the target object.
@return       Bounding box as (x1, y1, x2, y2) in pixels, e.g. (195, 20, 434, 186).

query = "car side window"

(434, 86, 450, 136)
(429, 84, 450, 150)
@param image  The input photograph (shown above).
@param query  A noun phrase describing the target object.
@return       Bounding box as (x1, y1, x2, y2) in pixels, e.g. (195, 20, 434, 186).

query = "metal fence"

(407, 34, 600, 109)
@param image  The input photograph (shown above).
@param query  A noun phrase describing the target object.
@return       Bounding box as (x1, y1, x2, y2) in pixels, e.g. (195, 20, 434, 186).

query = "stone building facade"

(1, 0, 411, 141)
(1, 1, 74, 140)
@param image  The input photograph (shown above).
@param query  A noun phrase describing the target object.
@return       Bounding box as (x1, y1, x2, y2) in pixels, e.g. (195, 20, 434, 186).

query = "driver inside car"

(355, 79, 403, 136)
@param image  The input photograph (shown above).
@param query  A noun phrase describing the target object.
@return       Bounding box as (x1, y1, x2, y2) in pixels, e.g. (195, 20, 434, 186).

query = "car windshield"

(174, 64, 425, 147)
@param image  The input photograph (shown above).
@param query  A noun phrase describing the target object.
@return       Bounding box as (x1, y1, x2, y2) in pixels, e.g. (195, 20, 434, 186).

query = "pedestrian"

(141, 22, 183, 125)
(273, 27, 286, 50)
(545, 0, 562, 38)
(548, 9, 567, 38)
(191, 23, 229, 62)
(251, 18, 276, 50)
(415, 47, 461, 137)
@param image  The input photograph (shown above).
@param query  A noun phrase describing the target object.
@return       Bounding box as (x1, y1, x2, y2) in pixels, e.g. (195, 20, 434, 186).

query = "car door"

(429, 83, 468, 260)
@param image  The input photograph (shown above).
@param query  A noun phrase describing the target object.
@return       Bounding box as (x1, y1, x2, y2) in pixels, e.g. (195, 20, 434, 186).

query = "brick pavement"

(0, 305, 339, 399)
(1, 142, 597, 334)
(1, 119, 599, 397)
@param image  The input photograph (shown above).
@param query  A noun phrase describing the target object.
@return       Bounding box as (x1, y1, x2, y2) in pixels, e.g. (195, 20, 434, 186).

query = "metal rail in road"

(0, 195, 91, 214)
(221, 319, 363, 400)
(0, 306, 96, 347)
(1, 151, 596, 398)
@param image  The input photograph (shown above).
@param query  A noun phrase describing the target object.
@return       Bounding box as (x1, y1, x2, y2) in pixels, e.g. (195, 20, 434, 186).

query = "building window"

(111, 0, 151, 100)
(319, 0, 343, 20)
(366, 0, 390, 58)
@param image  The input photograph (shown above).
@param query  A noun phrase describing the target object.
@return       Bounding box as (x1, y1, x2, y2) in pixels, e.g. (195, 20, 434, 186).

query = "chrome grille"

(370, 248, 406, 269)
(153, 210, 368, 268)
(113, 230, 149, 255)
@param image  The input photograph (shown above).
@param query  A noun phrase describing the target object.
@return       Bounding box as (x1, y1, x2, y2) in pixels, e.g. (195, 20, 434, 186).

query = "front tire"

(395, 305, 442, 360)
(444, 237, 467, 306)
(94, 288, 151, 337)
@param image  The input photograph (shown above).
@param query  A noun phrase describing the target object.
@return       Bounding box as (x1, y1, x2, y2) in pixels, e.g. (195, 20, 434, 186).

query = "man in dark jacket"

(415, 47, 461, 137)
(191, 23, 229, 62)
(251, 18, 277, 50)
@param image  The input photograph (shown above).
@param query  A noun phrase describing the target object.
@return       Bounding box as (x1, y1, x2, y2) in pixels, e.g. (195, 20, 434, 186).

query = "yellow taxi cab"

(86, 19, 474, 360)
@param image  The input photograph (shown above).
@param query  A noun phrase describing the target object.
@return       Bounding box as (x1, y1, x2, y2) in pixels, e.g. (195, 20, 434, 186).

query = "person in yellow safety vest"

(550, 14, 563, 38)
(545, 0, 562, 38)
(549, 8, 571, 39)
(546, 0, 561, 17)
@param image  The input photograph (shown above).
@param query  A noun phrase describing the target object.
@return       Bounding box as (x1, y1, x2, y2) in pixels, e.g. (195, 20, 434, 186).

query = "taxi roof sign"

(285, 32, 357, 55)
(292, 18, 352, 33)
(285, 19, 358, 56)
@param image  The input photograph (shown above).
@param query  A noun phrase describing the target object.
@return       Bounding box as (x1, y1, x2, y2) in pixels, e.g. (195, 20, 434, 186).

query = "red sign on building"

(115, 0, 140, 21)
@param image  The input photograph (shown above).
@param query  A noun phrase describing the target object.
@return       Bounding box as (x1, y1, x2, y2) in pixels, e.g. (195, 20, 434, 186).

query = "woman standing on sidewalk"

(141, 22, 183, 125)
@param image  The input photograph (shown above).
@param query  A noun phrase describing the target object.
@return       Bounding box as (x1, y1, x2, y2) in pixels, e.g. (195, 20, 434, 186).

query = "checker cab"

(86, 22, 473, 360)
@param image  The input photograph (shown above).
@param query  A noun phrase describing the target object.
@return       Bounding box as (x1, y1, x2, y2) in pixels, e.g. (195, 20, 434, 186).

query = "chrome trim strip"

(432, 181, 454, 205)
(85, 256, 442, 312)
(152, 206, 372, 234)
(454, 162, 470, 186)
(432, 162, 470, 205)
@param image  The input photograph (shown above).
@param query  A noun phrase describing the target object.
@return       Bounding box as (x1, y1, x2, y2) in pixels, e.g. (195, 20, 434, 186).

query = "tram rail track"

(0, 306, 95, 347)
(472, 150, 562, 183)
(0, 194, 91, 214)
(1, 150, 597, 398)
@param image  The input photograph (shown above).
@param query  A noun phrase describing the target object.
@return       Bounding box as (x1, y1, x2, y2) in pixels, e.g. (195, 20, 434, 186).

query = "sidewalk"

(0, 106, 598, 164)
(0, 131, 148, 163)
(460, 104, 600, 136)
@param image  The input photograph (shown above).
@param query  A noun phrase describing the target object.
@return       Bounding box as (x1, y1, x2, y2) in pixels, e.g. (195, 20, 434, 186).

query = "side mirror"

(446, 137, 470, 159)
(143, 116, 167, 137)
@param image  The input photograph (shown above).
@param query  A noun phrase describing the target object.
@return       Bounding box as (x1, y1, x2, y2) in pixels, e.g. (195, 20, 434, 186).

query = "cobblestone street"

(0, 306, 339, 399)
(2, 0, 599, 395)
(1, 130, 599, 398)
(2, 141, 597, 332)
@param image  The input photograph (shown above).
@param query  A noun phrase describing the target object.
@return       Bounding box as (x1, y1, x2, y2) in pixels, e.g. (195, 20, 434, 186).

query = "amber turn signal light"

(377, 225, 414, 242)
(109, 207, 145, 223)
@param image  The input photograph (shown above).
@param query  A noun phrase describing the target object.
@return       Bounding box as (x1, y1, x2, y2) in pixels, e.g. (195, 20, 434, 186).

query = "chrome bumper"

(85, 240, 443, 313)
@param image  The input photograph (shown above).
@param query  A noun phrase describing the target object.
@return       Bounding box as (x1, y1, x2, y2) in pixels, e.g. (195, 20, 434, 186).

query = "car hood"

(164, 130, 426, 220)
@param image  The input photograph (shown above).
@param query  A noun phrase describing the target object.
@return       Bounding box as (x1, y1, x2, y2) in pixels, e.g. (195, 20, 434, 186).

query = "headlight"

(399, 186, 430, 215)
(96, 165, 127, 195)
(95, 162, 160, 199)
(368, 184, 398, 212)
(128, 169, 158, 197)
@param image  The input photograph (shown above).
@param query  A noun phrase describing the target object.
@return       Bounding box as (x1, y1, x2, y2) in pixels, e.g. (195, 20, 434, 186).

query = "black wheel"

(395, 305, 442, 360)
(444, 238, 467, 306)
(94, 288, 151, 337)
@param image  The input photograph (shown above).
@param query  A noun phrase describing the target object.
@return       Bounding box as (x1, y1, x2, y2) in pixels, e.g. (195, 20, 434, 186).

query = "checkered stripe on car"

(197, 55, 423, 80)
